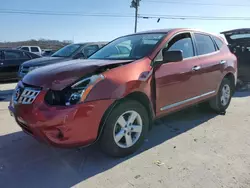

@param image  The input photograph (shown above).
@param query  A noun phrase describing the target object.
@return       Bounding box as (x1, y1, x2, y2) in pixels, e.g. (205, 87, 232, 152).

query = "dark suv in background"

(0, 49, 40, 81)
(18, 42, 107, 78)
(221, 28, 250, 83)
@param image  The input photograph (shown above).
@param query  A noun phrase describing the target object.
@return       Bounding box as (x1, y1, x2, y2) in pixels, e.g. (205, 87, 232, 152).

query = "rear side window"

(31, 47, 39, 52)
(21, 47, 29, 51)
(213, 37, 224, 49)
(27, 52, 40, 58)
(194, 33, 216, 55)
(23, 52, 31, 59)
(4, 50, 27, 60)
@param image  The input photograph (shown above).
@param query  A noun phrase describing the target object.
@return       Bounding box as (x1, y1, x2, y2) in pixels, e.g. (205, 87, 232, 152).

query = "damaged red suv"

(9, 29, 237, 157)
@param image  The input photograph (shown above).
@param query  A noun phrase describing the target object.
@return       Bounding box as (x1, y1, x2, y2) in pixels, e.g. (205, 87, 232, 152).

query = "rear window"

(31, 47, 39, 52)
(21, 47, 29, 51)
(230, 34, 250, 39)
(213, 37, 224, 49)
(194, 33, 216, 55)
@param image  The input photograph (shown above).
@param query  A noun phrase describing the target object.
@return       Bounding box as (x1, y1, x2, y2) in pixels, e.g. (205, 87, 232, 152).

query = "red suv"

(9, 29, 237, 157)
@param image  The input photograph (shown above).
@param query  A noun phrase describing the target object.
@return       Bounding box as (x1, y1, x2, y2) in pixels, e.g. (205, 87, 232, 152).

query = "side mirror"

(162, 49, 183, 63)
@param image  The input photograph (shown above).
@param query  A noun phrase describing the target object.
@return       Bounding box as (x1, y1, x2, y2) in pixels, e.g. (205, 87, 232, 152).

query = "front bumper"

(9, 97, 114, 148)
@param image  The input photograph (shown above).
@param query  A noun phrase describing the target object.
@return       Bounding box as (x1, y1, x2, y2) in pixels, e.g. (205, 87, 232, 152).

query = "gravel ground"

(0, 83, 250, 188)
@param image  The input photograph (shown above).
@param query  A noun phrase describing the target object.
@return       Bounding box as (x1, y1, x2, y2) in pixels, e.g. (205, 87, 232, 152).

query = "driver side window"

(155, 33, 194, 62)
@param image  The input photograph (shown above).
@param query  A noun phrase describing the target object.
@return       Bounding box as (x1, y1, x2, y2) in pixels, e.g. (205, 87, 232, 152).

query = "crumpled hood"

(22, 56, 70, 67)
(22, 59, 132, 90)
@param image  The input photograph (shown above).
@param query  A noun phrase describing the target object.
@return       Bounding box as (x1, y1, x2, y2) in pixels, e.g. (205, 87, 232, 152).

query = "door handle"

(192, 66, 201, 71)
(220, 60, 227, 65)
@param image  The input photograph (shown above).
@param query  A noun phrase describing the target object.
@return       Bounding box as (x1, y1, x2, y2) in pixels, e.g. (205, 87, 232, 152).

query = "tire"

(209, 78, 233, 113)
(100, 99, 149, 157)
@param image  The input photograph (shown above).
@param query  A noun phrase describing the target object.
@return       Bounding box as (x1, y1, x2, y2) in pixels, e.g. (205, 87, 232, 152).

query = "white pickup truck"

(17, 46, 42, 56)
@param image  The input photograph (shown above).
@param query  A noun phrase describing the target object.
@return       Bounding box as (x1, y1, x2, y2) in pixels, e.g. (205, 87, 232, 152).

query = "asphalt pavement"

(0, 83, 250, 188)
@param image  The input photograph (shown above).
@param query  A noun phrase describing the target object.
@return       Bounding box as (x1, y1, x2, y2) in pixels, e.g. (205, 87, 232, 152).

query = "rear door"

(2, 50, 30, 79)
(154, 32, 205, 116)
(193, 33, 223, 93)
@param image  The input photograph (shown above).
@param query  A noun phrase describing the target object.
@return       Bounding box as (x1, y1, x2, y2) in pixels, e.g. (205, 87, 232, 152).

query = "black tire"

(209, 78, 233, 113)
(100, 99, 149, 157)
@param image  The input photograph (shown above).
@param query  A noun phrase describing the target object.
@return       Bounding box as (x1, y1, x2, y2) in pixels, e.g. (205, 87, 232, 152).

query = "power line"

(143, 0, 250, 7)
(0, 9, 134, 18)
(140, 14, 250, 20)
(1, 9, 250, 21)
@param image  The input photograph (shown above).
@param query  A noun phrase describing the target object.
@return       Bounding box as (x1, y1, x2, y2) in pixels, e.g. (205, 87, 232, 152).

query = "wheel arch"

(124, 91, 155, 128)
(96, 91, 155, 142)
(224, 72, 236, 94)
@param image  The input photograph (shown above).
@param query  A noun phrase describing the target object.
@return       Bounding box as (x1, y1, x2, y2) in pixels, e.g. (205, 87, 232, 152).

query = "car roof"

(0, 48, 21, 51)
(75, 42, 108, 45)
(126, 28, 219, 37)
(20, 46, 40, 47)
(221, 28, 250, 34)
(0, 48, 35, 53)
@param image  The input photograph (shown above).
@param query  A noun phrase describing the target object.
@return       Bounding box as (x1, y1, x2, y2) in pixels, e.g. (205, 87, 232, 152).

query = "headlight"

(65, 74, 104, 105)
(45, 74, 104, 106)
(29, 66, 40, 72)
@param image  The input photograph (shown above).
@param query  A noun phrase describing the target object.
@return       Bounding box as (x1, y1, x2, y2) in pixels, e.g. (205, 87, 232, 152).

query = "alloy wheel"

(113, 110, 143, 148)
(221, 84, 231, 106)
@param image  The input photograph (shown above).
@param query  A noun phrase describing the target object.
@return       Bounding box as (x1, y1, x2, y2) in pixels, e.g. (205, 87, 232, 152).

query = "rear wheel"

(209, 78, 233, 113)
(100, 99, 149, 157)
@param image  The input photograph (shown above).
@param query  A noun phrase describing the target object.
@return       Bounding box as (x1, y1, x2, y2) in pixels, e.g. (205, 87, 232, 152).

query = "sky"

(1, 0, 250, 42)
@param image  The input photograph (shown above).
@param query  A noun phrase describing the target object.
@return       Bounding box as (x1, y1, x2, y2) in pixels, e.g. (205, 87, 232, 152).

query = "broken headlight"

(65, 74, 104, 105)
(45, 74, 104, 106)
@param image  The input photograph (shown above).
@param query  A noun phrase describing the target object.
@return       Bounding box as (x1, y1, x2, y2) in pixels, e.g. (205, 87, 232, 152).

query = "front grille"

(18, 88, 40, 104)
(13, 86, 41, 104)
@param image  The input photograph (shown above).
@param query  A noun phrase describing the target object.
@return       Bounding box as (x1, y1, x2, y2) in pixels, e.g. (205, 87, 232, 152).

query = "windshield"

(52, 44, 81, 57)
(89, 33, 165, 60)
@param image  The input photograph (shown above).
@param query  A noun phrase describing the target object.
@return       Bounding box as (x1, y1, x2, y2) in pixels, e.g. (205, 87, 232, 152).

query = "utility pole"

(131, 0, 141, 33)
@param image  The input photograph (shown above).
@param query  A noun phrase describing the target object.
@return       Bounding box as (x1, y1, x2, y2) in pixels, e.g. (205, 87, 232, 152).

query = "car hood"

(22, 56, 70, 67)
(23, 59, 133, 90)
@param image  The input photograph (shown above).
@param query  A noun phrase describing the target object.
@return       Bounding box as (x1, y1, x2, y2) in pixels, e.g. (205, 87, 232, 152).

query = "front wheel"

(100, 99, 149, 157)
(209, 78, 233, 113)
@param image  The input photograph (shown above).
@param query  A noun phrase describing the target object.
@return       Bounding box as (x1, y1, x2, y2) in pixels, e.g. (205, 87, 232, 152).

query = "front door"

(154, 32, 203, 116)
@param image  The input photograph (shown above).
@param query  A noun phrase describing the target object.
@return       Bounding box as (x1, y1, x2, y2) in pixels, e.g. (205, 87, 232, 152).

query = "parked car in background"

(42, 49, 56, 57)
(17, 46, 42, 56)
(0, 49, 40, 81)
(18, 42, 107, 78)
(9, 29, 237, 157)
(221, 28, 250, 83)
